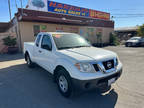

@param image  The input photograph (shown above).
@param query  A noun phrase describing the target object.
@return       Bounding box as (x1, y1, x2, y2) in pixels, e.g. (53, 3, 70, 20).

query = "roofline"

(16, 8, 112, 22)
(15, 8, 114, 28)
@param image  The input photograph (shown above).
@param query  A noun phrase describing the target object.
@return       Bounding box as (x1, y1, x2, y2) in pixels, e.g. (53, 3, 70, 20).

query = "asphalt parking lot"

(0, 46, 144, 108)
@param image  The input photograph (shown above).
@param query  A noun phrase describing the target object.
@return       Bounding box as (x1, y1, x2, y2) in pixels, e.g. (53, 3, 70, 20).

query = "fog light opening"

(85, 82, 91, 89)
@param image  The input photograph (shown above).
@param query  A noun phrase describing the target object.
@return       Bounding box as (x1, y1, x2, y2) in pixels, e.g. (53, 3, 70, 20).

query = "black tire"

(125, 43, 128, 47)
(55, 68, 74, 98)
(126, 43, 132, 47)
(25, 53, 34, 68)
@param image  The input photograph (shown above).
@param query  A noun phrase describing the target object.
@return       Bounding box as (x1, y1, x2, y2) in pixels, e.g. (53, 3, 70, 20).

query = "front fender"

(54, 58, 79, 78)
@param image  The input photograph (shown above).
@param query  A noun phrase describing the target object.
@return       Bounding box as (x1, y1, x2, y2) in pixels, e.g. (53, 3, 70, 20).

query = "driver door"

(38, 34, 55, 73)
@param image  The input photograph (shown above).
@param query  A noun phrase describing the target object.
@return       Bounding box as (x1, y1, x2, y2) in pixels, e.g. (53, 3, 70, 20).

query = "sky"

(0, 0, 144, 28)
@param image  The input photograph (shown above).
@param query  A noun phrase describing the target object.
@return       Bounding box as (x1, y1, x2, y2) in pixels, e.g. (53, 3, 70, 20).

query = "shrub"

(3, 36, 17, 47)
(137, 24, 144, 37)
(109, 33, 120, 46)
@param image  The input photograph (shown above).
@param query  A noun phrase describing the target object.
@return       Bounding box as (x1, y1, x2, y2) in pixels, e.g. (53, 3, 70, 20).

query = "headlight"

(75, 63, 95, 73)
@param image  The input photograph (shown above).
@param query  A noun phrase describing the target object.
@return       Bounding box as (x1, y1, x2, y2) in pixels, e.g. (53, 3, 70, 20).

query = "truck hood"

(59, 47, 117, 62)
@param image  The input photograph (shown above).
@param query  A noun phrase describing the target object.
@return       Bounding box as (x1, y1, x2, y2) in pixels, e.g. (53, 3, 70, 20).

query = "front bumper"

(71, 68, 122, 91)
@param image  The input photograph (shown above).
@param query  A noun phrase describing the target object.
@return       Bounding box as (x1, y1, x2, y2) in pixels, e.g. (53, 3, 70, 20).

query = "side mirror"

(42, 45, 52, 51)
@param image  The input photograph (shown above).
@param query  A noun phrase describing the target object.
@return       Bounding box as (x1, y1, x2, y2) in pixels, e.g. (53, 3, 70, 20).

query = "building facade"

(5, 0, 114, 51)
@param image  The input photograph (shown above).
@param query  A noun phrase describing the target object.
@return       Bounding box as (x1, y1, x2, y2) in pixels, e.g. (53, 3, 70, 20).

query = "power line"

(104, 9, 144, 11)
(112, 14, 144, 15)
(112, 15, 144, 18)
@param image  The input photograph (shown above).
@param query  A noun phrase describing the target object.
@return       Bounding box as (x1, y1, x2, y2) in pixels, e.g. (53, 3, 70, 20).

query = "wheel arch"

(53, 65, 71, 79)
(24, 51, 29, 61)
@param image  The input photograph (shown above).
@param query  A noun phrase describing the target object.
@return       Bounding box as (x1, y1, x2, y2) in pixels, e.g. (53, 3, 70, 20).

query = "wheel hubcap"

(58, 75, 68, 93)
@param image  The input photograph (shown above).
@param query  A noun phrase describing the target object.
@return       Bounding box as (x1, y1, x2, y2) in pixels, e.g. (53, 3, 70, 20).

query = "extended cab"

(24, 32, 122, 97)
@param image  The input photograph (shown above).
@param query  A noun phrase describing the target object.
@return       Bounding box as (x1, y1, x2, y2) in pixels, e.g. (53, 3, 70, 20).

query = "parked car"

(24, 32, 123, 97)
(125, 37, 144, 47)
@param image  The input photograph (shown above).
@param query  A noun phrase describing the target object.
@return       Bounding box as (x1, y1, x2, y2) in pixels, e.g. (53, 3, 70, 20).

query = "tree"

(96, 32, 102, 44)
(109, 33, 120, 46)
(96, 32, 103, 47)
(137, 24, 144, 37)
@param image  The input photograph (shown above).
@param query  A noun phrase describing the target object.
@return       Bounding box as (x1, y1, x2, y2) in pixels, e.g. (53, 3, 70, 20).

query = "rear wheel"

(55, 68, 74, 98)
(25, 54, 34, 68)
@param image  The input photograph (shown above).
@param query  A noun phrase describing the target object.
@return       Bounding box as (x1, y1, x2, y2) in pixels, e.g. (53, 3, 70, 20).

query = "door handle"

(38, 50, 42, 53)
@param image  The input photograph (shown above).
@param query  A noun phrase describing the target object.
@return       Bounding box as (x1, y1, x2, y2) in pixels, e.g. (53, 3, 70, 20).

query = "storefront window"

(33, 25, 40, 37)
(40, 25, 47, 32)
(33, 25, 47, 36)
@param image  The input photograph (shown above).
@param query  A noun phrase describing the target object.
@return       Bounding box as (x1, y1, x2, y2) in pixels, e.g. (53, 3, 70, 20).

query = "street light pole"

(8, 0, 12, 21)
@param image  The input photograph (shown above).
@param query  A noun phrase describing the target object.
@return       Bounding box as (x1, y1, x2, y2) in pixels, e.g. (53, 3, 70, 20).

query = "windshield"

(52, 33, 91, 50)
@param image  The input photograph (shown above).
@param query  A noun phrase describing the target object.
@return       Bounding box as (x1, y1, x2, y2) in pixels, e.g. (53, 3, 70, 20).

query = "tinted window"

(52, 34, 90, 50)
(36, 34, 42, 47)
(41, 35, 52, 51)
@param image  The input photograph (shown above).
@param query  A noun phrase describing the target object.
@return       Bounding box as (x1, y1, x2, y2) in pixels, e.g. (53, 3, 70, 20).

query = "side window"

(41, 35, 52, 51)
(36, 35, 42, 47)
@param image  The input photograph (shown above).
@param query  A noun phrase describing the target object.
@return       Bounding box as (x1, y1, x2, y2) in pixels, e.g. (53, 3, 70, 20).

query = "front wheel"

(126, 43, 132, 47)
(99, 85, 111, 93)
(55, 69, 74, 98)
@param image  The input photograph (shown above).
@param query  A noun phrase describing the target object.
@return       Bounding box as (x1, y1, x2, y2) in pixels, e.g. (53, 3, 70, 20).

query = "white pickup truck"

(24, 32, 122, 97)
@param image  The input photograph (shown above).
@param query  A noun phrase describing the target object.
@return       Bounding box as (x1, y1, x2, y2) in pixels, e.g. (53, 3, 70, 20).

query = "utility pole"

(20, 0, 23, 15)
(8, 0, 12, 21)
(15, 0, 18, 10)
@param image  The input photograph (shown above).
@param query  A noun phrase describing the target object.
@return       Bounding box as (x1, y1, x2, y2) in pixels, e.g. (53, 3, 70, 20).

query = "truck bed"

(24, 42, 35, 46)
(23, 42, 35, 55)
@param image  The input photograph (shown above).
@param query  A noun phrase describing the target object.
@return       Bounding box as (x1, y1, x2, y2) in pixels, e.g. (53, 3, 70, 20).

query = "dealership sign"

(48, 1, 90, 17)
(27, 0, 110, 20)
